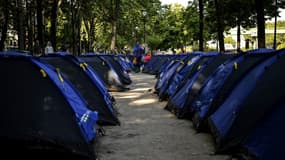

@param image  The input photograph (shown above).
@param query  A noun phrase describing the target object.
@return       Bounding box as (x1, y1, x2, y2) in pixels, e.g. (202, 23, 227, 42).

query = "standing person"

(44, 41, 54, 54)
(133, 43, 144, 72)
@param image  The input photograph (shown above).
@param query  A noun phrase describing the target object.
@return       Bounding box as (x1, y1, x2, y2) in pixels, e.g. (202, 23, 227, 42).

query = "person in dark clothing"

(133, 43, 145, 72)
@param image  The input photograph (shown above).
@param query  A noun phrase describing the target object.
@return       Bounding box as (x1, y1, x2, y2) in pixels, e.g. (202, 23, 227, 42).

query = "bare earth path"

(96, 73, 230, 160)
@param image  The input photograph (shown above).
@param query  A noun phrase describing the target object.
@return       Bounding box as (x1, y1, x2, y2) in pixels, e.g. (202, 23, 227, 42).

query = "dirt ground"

(96, 73, 231, 160)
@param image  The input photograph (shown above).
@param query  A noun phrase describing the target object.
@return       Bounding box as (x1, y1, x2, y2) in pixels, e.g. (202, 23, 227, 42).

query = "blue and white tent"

(40, 53, 119, 125)
(0, 52, 98, 159)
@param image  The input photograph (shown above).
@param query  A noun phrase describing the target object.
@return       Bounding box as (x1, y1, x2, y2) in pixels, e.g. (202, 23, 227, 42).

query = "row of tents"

(143, 48, 285, 160)
(0, 52, 134, 159)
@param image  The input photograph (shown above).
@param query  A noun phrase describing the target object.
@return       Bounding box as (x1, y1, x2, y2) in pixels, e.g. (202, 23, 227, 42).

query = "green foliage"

(1, 0, 285, 53)
(224, 36, 236, 47)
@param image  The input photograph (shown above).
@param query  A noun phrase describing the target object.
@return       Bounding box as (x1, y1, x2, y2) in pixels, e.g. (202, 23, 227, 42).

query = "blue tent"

(155, 55, 189, 93)
(79, 54, 128, 91)
(165, 55, 201, 98)
(242, 101, 285, 160)
(40, 53, 119, 125)
(165, 55, 216, 117)
(208, 49, 285, 153)
(190, 49, 276, 131)
(0, 52, 98, 159)
(158, 54, 198, 100)
(100, 54, 132, 85)
(142, 55, 167, 74)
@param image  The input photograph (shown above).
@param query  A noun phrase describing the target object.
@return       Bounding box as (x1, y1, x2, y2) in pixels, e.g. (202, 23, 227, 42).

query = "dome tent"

(0, 52, 98, 159)
(40, 53, 120, 125)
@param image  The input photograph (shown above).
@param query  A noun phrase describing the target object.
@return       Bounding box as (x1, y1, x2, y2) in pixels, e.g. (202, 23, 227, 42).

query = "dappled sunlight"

(136, 82, 150, 86)
(129, 98, 157, 105)
(125, 118, 149, 124)
(131, 87, 152, 92)
(114, 92, 142, 99)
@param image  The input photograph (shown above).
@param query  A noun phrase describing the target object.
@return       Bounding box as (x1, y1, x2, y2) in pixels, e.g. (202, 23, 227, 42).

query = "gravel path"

(96, 73, 231, 160)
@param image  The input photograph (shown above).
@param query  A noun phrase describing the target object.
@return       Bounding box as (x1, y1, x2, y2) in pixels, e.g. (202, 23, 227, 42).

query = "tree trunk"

(27, 1, 33, 54)
(198, 0, 204, 51)
(51, 0, 58, 51)
(273, 0, 277, 49)
(255, 0, 266, 48)
(83, 18, 90, 52)
(0, 1, 9, 51)
(110, 20, 117, 51)
(237, 17, 241, 52)
(17, 0, 25, 50)
(215, 0, 225, 52)
(37, 0, 44, 53)
(89, 18, 95, 52)
(110, 0, 120, 51)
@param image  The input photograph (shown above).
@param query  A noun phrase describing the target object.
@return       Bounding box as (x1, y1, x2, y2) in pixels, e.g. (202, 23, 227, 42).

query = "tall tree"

(198, 0, 204, 51)
(51, 0, 59, 51)
(37, 0, 44, 53)
(110, 0, 120, 51)
(255, 0, 266, 48)
(17, 0, 25, 50)
(0, 0, 9, 51)
(273, 0, 278, 49)
(214, 0, 224, 52)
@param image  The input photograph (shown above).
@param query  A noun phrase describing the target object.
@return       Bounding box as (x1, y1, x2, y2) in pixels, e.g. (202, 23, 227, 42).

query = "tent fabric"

(155, 55, 189, 92)
(165, 55, 214, 118)
(100, 55, 132, 85)
(190, 52, 274, 130)
(242, 101, 285, 160)
(159, 55, 199, 100)
(158, 55, 196, 100)
(0, 52, 97, 159)
(40, 53, 120, 125)
(208, 49, 285, 153)
(143, 55, 171, 75)
(165, 56, 201, 98)
(79, 55, 128, 91)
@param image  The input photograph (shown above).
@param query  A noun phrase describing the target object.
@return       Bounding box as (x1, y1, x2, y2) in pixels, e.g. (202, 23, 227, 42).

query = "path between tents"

(96, 73, 231, 160)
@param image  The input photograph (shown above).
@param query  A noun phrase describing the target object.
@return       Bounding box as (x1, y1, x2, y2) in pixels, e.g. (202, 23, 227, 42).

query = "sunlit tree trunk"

(110, 0, 120, 51)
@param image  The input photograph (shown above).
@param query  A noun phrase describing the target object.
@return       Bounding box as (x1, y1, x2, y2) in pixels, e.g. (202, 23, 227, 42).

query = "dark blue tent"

(40, 53, 119, 125)
(208, 49, 285, 153)
(100, 54, 132, 85)
(190, 49, 276, 131)
(166, 54, 235, 119)
(165, 55, 201, 98)
(142, 55, 169, 74)
(242, 100, 285, 160)
(149, 55, 172, 75)
(165, 54, 217, 117)
(155, 55, 189, 93)
(79, 54, 128, 91)
(158, 54, 198, 100)
(0, 52, 98, 159)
